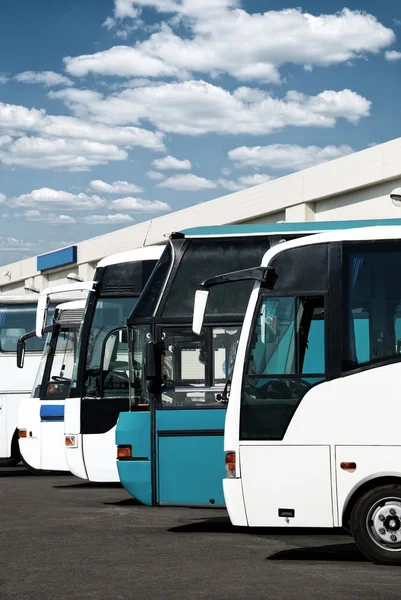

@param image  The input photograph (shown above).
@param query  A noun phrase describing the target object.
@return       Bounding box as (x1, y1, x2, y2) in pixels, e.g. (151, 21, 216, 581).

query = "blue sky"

(0, 0, 400, 265)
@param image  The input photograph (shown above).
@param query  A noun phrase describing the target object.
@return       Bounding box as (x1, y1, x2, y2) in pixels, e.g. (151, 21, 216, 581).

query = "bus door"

(81, 326, 130, 481)
(239, 294, 334, 527)
(151, 325, 240, 506)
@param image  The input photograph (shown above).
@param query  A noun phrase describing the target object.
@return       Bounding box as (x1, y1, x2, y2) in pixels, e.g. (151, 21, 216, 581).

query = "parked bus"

(63, 246, 164, 482)
(0, 296, 58, 467)
(193, 225, 401, 565)
(17, 299, 86, 473)
(115, 220, 401, 507)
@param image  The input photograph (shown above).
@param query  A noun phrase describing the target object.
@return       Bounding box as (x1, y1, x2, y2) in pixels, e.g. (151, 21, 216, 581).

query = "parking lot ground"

(1, 467, 401, 600)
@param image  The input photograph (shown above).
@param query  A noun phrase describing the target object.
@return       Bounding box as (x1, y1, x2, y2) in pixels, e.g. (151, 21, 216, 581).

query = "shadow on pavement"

(168, 517, 347, 537)
(53, 482, 123, 489)
(104, 498, 143, 506)
(0, 467, 32, 477)
(268, 542, 367, 562)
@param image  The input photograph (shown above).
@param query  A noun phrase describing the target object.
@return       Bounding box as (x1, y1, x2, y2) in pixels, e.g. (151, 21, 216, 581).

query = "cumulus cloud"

(0, 236, 37, 252)
(11, 188, 106, 211)
(152, 155, 191, 170)
(65, 6, 394, 83)
(0, 193, 6, 204)
(385, 50, 401, 61)
(158, 173, 217, 190)
(0, 136, 127, 171)
(0, 75, 8, 84)
(14, 210, 77, 224)
(146, 170, 165, 180)
(0, 101, 165, 151)
(228, 144, 354, 171)
(14, 71, 73, 87)
(109, 196, 171, 212)
(52, 82, 371, 136)
(80, 213, 134, 224)
(89, 179, 143, 194)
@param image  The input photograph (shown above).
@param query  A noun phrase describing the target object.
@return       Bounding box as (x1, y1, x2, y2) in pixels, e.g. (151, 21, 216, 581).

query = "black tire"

(351, 484, 401, 565)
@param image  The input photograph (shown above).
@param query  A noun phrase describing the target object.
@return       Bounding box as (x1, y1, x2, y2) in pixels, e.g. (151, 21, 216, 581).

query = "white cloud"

(0, 136, 127, 171)
(11, 188, 106, 211)
(64, 45, 180, 78)
(0, 75, 8, 84)
(152, 154, 191, 170)
(228, 144, 354, 171)
(220, 167, 231, 176)
(109, 196, 171, 212)
(81, 213, 134, 224)
(14, 71, 73, 87)
(146, 170, 165, 180)
(89, 179, 143, 194)
(158, 173, 217, 190)
(53, 82, 371, 136)
(66, 7, 394, 83)
(0, 237, 37, 252)
(385, 50, 401, 61)
(14, 210, 77, 224)
(0, 101, 165, 151)
(216, 178, 243, 192)
(0, 193, 6, 204)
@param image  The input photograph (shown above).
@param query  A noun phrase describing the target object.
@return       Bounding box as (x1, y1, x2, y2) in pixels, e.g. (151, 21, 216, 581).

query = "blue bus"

(116, 219, 401, 506)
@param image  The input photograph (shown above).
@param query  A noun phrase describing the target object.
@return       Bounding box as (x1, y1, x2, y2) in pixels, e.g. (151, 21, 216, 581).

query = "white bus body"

(200, 226, 401, 565)
(64, 245, 164, 482)
(0, 296, 55, 465)
(18, 300, 86, 473)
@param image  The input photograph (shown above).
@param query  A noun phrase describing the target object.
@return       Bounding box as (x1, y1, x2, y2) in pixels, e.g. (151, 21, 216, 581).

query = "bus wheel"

(351, 485, 401, 565)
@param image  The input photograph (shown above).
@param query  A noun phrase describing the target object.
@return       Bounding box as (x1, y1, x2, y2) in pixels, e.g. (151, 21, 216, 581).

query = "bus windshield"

(241, 294, 325, 441)
(0, 304, 47, 353)
(32, 326, 78, 399)
(77, 297, 137, 398)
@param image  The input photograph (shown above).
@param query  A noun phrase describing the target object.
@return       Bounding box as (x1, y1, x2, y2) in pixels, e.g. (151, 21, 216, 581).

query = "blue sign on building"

(37, 246, 77, 271)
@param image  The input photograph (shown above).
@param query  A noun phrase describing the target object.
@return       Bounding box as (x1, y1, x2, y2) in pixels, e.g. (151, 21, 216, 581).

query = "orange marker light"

(117, 445, 132, 459)
(65, 435, 77, 447)
(18, 429, 27, 439)
(340, 461, 357, 473)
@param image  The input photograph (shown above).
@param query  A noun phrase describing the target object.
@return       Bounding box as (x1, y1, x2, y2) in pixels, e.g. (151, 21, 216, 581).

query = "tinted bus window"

(0, 304, 47, 353)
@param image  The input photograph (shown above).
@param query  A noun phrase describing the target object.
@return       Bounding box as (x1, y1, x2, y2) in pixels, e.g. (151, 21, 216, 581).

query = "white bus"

(17, 299, 86, 473)
(193, 226, 401, 565)
(0, 296, 56, 466)
(64, 246, 163, 482)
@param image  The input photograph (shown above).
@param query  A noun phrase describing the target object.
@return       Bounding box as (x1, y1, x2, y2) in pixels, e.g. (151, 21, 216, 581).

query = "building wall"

(1, 138, 401, 296)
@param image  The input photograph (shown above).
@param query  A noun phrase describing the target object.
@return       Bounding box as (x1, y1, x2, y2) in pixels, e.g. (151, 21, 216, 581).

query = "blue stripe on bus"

(40, 404, 65, 422)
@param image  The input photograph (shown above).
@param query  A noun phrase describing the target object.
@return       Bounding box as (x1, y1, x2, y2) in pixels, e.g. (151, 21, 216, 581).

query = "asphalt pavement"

(1, 466, 401, 600)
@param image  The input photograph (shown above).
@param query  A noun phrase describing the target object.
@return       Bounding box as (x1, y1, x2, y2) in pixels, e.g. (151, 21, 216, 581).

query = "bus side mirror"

(192, 288, 209, 336)
(145, 341, 160, 394)
(17, 339, 26, 369)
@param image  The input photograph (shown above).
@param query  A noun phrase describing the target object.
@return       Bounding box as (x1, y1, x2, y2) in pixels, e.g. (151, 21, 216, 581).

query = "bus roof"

(180, 219, 401, 238)
(261, 224, 401, 267)
(97, 245, 164, 268)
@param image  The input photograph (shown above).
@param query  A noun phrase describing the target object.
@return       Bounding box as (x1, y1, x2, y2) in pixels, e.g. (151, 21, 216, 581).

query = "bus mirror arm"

(192, 266, 276, 335)
(216, 379, 231, 404)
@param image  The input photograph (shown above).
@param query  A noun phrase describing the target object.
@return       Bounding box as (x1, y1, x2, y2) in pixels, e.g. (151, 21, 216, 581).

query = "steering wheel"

(103, 369, 130, 390)
(51, 376, 71, 383)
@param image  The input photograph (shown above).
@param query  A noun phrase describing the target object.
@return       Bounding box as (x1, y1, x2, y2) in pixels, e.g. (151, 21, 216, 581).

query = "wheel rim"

(366, 497, 401, 552)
